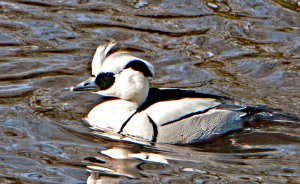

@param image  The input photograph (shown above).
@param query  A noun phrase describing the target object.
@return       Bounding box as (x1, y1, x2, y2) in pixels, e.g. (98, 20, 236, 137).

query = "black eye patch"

(95, 72, 115, 90)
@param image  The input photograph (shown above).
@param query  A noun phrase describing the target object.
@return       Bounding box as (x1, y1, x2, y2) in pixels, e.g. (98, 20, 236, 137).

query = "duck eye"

(95, 72, 115, 90)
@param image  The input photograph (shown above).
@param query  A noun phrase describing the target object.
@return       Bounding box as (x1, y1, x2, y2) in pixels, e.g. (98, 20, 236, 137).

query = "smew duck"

(71, 41, 262, 144)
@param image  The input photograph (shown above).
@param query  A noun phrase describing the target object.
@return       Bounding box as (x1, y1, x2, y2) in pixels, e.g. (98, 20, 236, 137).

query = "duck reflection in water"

(85, 144, 216, 183)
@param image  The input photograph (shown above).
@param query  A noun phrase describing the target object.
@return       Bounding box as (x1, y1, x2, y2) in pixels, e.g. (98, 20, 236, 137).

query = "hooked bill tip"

(69, 86, 75, 92)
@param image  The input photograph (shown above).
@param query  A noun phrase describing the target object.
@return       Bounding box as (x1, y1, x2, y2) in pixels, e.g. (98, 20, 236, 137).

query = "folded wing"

(141, 88, 247, 143)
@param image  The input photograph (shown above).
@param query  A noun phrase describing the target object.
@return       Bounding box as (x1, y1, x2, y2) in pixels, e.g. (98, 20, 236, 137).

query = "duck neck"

(128, 79, 149, 109)
(100, 72, 150, 111)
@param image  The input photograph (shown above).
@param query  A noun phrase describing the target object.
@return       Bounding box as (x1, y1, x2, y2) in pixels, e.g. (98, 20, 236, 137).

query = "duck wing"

(139, 88, 251, 144)
(140, 88, 233, 126)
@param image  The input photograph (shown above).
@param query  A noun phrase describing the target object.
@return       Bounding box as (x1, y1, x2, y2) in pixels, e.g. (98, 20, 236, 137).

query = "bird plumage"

(71, 41, 260, 144)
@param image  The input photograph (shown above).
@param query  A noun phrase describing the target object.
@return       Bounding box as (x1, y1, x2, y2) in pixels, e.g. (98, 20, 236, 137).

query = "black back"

(138, 88, 230, 111)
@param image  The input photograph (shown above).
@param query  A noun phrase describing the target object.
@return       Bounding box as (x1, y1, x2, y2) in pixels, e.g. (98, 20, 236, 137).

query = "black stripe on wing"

(160, 105, 217, 126)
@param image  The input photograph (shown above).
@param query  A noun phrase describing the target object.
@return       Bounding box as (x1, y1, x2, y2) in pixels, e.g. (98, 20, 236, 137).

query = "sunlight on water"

(0, 0, 299, 183)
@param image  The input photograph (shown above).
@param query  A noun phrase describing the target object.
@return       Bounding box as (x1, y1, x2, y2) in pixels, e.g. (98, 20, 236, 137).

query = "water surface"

(0, 0, 300, 183)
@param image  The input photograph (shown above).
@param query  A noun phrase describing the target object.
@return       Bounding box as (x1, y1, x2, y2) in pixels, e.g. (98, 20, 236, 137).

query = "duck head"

(71, 41, 155, 107)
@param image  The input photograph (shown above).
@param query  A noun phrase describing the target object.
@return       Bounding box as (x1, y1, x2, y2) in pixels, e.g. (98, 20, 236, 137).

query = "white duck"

(71, 41, 261, 144)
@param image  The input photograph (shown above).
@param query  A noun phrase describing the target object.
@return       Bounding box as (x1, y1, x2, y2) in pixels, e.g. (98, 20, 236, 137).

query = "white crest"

(91, 40, 119, 76)
(91, 41, 155, 77)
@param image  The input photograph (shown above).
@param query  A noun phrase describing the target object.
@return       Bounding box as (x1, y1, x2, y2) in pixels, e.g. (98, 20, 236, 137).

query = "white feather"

(97, 68, 150, 106)
(122, 111, 154, 141)
(145, 98, 220, 126)
(91, 45, 106, 76)
(91, 40, 120, 76)
(101, 52, 155, 77)
(86, 99, 137, 132)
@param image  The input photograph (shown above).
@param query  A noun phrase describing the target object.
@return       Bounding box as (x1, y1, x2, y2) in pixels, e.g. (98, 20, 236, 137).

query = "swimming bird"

(71, 41, 262, 144)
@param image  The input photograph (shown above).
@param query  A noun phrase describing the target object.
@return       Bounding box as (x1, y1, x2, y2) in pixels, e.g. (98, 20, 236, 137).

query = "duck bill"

(70, 77, 99, 92)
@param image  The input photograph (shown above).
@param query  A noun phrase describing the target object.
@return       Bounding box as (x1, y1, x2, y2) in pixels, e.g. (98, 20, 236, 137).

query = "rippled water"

(1, 0, 300, 183)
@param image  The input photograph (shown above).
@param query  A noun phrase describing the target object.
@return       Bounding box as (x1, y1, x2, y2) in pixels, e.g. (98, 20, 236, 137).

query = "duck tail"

(240, 105, 299, 124)
(240, 106, 268, 119)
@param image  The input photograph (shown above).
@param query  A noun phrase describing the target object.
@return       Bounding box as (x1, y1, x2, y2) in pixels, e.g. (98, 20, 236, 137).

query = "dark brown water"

(1, 0, 300, 183)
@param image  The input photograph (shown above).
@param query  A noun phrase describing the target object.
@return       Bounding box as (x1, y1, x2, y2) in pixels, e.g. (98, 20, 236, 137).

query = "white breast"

(122, 111, 154, 141)
(86, 99, 137, 132)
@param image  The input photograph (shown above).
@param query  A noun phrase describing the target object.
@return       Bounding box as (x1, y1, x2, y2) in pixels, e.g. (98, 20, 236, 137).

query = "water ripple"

(0, 0, 299, 183)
